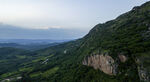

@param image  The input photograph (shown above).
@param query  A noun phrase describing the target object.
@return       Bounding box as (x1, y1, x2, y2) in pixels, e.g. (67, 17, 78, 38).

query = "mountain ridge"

(1, 1, 150, 82)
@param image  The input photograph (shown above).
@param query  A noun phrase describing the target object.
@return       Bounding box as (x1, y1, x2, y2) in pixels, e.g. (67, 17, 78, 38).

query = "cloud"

(30, 26, 62, 29)
(0, 24, 88, 39)
(0, 0, 147, 30)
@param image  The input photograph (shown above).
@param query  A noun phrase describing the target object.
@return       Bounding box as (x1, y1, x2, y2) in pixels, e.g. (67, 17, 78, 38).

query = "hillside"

(1, 1, 150, 82)
(0, 43, 60, 51)
(0, 47, 32, 80)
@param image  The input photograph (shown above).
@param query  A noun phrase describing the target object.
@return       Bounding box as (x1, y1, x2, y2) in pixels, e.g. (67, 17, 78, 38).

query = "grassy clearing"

(19, 67, 33, 72)
(42, 67, 59, 78)
(32, 54, 54, 63)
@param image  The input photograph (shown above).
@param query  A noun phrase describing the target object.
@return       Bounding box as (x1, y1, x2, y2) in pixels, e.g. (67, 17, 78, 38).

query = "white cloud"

(0, 0, 148, 30)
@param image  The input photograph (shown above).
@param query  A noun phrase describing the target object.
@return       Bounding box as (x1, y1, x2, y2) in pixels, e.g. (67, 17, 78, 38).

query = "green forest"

(0, 1, 150, 82)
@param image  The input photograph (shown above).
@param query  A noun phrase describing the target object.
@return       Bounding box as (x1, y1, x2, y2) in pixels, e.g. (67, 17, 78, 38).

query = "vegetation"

(0, 1, 150, 82)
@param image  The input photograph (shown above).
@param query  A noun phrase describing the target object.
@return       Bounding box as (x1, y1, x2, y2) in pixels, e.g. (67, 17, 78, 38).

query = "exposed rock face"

(118, 55, 127, 63)
(82, 54, 117, 75)
(64, 50, 67, 54)
(2, 76, 22, 82)
(136, 58, 150, 82)
(138, 66, 150, 82)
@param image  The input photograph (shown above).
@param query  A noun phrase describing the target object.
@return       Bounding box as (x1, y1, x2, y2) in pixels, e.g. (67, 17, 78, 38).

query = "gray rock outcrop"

(82, 54, 117, 75)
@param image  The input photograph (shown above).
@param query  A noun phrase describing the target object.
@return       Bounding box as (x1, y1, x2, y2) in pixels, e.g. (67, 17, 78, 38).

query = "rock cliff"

(82, 54, 117, 75)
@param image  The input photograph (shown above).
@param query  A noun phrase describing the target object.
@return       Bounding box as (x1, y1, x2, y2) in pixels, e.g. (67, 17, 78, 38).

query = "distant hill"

(0, 24, 87, 40)
(0, 47, 32, 77)
(0, 42, 61, 51)
(0, 39, 69, 45)
(0, 39, 70, 50)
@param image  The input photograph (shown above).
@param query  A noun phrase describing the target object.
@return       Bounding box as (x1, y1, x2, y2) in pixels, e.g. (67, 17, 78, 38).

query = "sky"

(0, 0, 149, 39)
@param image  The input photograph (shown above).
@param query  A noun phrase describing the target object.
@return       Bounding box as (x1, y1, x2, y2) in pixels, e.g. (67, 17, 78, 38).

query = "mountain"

(0, 24, 87, 40)
(0, 39, 69, 50)
(0, 39, 69, 45)
(0, 42, 61, 51)
(1, 1, 150, 82)
(0, 47, 33, 78)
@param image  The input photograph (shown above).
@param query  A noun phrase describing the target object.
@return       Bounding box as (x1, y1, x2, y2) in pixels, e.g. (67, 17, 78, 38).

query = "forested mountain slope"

(1, 1, 150, 82)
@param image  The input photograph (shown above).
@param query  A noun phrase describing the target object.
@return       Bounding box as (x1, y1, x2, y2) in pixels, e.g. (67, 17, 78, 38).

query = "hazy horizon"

(0, 0, 149, 39)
